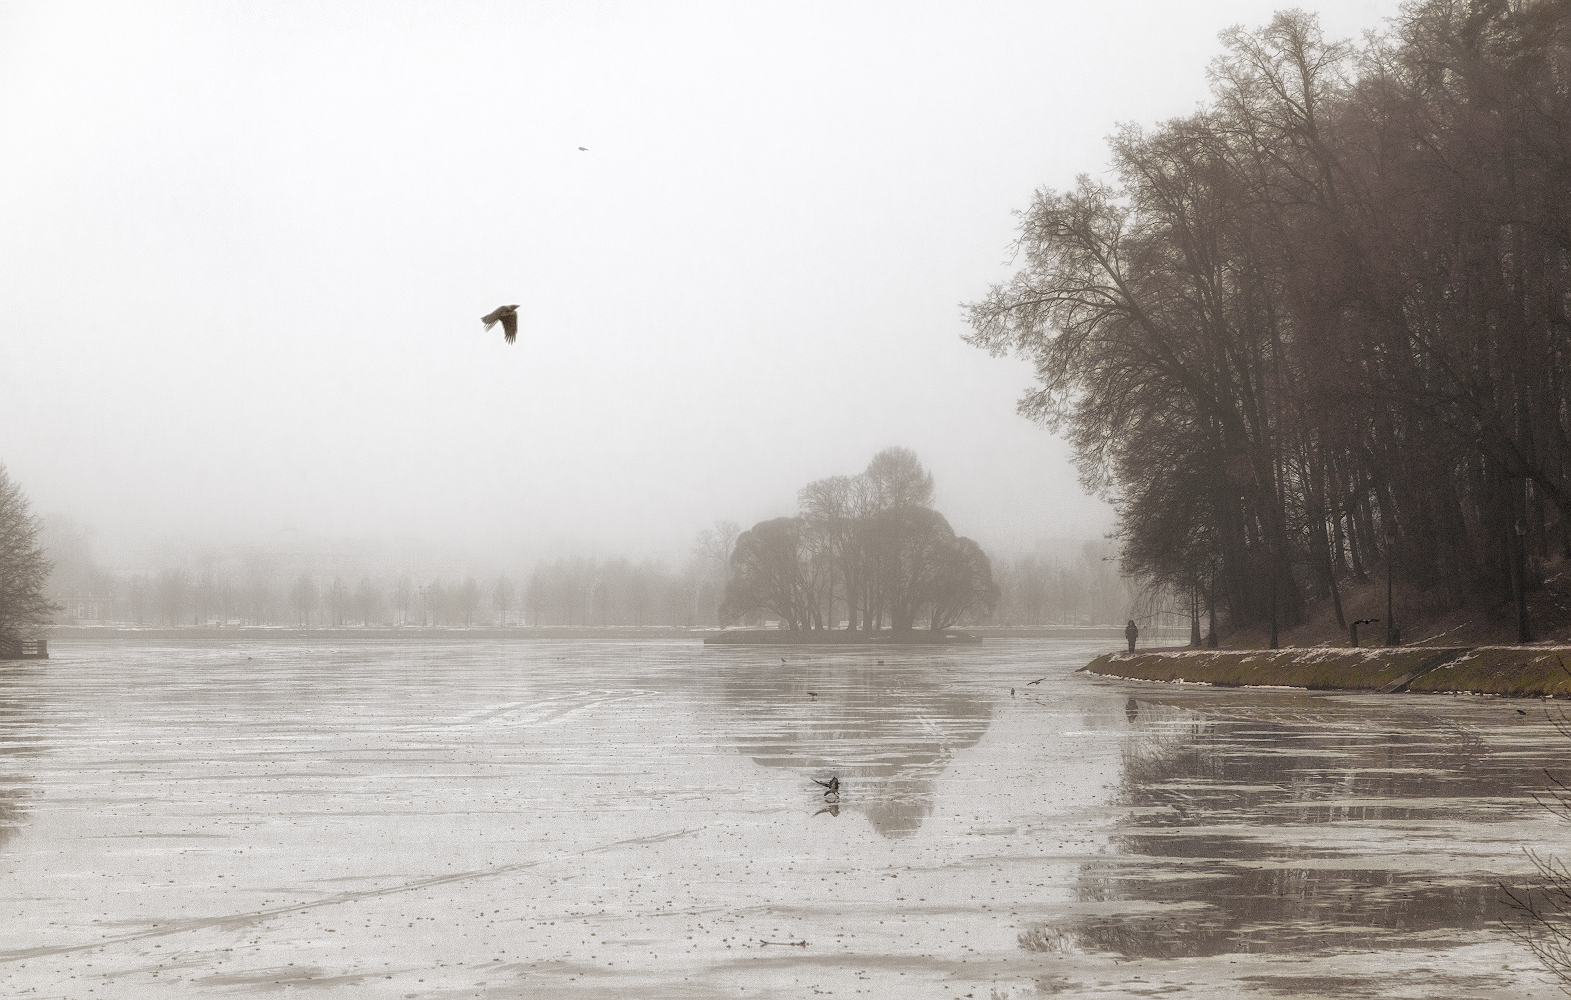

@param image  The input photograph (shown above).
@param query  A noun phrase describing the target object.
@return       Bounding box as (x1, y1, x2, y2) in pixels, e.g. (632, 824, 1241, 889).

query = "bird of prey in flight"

(481, 304, 521, 344)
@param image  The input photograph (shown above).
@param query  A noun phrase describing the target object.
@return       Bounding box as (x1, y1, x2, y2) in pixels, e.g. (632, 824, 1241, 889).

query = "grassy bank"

(1083, 645, 1571, 697)
(1406, 647, 1571, 697)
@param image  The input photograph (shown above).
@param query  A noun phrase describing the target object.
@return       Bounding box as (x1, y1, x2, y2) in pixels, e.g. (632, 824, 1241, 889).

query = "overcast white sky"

(0, 1, 1403, 567)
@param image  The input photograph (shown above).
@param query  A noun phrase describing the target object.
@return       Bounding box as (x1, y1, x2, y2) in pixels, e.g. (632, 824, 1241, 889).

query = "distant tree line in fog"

(968, 3, 1571, 640)
(41, 517, 1136, 631)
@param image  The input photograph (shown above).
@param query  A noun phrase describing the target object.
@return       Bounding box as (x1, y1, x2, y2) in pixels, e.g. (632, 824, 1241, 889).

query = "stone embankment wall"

(1083, 646, 1571, 697)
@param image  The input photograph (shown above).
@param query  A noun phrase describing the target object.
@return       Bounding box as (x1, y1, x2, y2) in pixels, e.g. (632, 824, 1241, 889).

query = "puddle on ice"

(0, 636, 1566, 997)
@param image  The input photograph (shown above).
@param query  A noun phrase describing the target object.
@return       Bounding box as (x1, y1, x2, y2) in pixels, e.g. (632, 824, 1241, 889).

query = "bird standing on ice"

(481, 304, 521, 344)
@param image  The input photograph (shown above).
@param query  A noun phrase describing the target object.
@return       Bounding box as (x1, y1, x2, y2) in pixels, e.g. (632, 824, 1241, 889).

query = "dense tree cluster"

(720, 448, 999, 631)
(969, 2, 1571, 637)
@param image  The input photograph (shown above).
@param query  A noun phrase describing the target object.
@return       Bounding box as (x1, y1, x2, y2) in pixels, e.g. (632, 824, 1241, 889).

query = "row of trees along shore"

(49, 540, 739, 629)
(47, 539, 1132, 630)
(36, 454, 1134, 630)
(719, 448, 1000, 631)
(968, 3, 1571, 639)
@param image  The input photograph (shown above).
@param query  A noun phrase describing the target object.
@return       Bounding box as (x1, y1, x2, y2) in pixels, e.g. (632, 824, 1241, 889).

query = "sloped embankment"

(1082, 646, 1473, 693)
(1405, 646, 1571, 697)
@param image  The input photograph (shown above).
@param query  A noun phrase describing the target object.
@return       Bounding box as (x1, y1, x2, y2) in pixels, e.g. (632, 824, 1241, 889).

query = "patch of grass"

(1084, 647, 1467, 691)
(1406, 648, 1571, 697)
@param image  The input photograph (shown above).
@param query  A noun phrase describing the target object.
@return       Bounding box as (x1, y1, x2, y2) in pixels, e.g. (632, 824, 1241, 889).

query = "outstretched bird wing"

(481, 305, 520, 344)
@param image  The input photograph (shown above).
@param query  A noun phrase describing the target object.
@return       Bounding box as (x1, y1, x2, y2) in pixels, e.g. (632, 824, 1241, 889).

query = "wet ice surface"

(0, 638, 1567, 997)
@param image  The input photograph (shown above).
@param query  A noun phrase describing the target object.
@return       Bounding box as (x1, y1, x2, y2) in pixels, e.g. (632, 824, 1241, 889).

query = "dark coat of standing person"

(1125, 619, 1139, 653)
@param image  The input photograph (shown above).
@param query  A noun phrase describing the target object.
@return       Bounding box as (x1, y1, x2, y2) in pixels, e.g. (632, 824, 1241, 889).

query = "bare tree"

(353, 576, 382, 625)
(720, 517, 818, 630)
(491, 574, 515, 625)
(155, 569, 189, 627)
(967, 3, 1571, 640)
(0, 466, 59, 644)
(326, 577, 351, 626)
(289, 575, 317, 626)
(453, 577, 482, 625)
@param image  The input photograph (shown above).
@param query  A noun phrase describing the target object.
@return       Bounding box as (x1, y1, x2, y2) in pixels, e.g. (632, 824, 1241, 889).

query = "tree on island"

(720, 517, 823, 630)
(0, 466, 59, 647)
(720, 449, 998, 631)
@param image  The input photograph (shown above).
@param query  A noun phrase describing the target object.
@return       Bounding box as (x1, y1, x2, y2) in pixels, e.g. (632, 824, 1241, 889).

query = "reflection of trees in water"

(1118, 699, 1495, 827)
(1021, 698, 1515, 959)
(0, 693, 40, 852)
(1023, 866, 1511, 958)
(713, 658, 992, 838)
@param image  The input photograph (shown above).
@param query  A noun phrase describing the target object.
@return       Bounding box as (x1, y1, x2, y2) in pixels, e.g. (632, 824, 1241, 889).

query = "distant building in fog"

(55, 592, 116, 622)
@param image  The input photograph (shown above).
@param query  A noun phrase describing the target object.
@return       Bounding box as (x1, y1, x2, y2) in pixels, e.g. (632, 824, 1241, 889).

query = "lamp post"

(1385, 523, 1399, 646)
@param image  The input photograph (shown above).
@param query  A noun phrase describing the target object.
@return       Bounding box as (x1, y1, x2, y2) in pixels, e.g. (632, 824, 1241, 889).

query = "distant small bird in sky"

(1026, 676, 1046, 686)
(481, 304, 521, 344)
(578, 146, 588, 151)
(808, 691, 818, 700)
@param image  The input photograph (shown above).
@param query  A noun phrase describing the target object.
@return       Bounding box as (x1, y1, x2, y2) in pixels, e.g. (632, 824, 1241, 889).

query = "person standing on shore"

(1125, 619, 1139, 653)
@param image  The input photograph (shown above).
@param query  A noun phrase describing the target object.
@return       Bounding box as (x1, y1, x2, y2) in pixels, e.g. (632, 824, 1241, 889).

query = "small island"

(704, 629, 980, 646)
(712, 448, 999, 641)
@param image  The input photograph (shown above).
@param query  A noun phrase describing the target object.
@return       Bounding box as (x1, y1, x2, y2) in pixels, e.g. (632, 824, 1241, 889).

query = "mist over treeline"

(718, 447, 1136, 632)
(969, 2, 1571, 637)
(38, 475, 1136, 631)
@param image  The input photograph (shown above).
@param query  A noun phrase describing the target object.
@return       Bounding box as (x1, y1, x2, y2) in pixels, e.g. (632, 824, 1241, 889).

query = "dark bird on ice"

(1026, 676, 1046, 686)
(813, 776, 840, 799)
(808, 692, 818, 700)
(481, 304, 521, 344)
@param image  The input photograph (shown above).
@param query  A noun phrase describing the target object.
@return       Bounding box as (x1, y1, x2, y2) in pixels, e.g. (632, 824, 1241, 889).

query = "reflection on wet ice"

(2, 639, 1565, 998)
(0, 670, 43, 852)
(1023, 693, 1553, 962)
(710, 656, 991, 838)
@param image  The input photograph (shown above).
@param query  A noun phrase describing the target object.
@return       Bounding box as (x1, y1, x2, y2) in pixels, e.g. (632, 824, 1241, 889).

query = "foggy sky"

(0, 1, 1402, 567)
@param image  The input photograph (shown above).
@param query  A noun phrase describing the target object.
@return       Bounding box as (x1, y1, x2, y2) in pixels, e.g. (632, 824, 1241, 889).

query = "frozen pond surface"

(2, 636, 1569, 997)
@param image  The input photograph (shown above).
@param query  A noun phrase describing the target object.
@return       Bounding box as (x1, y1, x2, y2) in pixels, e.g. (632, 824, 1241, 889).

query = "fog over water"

(0, 1, 1402, 562)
